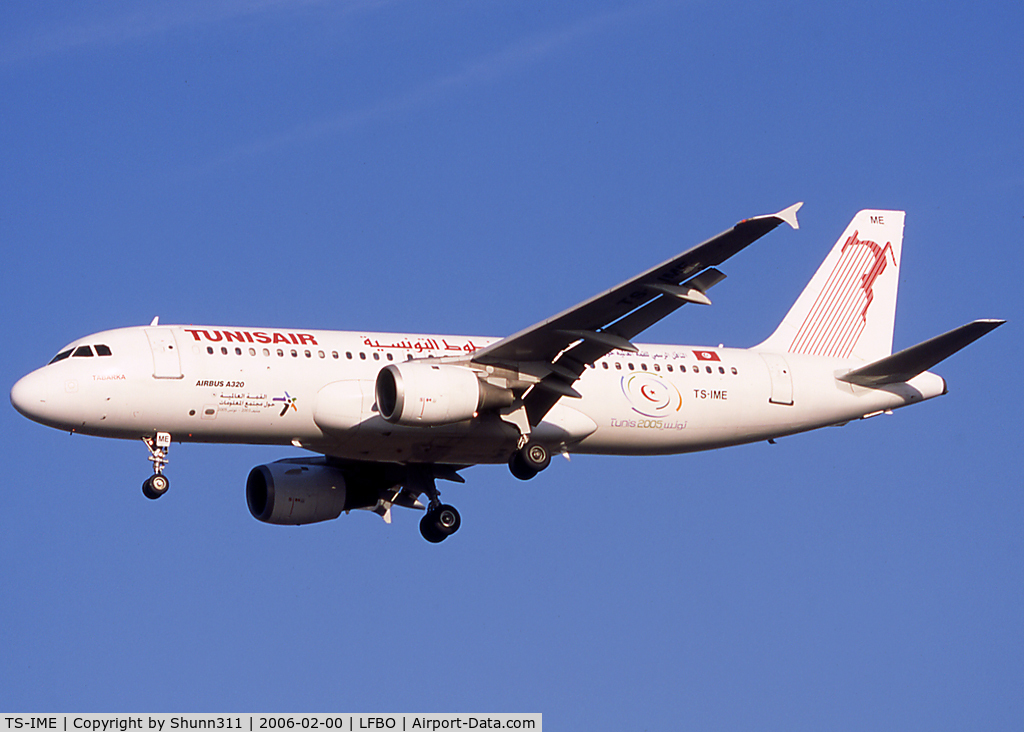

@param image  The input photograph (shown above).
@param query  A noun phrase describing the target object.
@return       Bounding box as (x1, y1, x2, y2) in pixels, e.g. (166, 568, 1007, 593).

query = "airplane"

(10, 204, 1004, 543)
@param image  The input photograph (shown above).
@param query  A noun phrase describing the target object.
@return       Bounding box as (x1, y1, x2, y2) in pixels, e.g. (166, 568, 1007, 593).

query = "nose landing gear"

(142, 432, 172, 500)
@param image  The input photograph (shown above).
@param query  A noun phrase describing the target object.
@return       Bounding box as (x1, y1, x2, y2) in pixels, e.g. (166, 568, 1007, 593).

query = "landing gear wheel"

(142, 474, 169, 500)
(420, 503, 461, 543)
(508, 453, 538, 481)
(420, 514, 445, 543)
(509, 440, 550, 480)
(435, 504, 461, 534)
(523, 442, 551, 472)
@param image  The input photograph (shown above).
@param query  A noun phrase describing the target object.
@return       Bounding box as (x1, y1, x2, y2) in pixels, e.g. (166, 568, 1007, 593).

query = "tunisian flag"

(693, 350, 720, 362)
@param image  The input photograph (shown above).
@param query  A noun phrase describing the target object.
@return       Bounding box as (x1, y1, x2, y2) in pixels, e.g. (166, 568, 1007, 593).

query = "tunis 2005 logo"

(621, 373, 683, 418)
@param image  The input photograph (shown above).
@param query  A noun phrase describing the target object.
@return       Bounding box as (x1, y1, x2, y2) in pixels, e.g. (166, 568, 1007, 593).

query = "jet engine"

(375, 362, 513, 426)
(246, 460, 373, 525)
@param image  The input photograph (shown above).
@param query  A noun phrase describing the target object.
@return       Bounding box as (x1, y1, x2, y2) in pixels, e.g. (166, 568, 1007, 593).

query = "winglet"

(745, 202, 802, 230)
(770, 202, 803, 230)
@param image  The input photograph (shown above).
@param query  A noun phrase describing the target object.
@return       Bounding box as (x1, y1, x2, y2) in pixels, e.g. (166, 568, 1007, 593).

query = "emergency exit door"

(759, 353, 793, 406)
(145, 328, 183, 379)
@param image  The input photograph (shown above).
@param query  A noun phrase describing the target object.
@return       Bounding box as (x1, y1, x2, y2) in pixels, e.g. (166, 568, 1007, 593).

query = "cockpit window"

(47, 343, 111, 364)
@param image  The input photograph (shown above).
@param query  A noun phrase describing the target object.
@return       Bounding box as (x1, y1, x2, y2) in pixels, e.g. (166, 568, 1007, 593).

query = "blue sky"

(2, 1, 1021, 726)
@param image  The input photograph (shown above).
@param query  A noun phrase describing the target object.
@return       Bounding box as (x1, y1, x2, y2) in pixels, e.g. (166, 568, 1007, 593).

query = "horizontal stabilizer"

(837, 319, 1005, 387)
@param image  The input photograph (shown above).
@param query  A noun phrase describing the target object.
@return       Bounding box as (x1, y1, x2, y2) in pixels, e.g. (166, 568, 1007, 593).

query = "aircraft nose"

(11, 369, 51, 423)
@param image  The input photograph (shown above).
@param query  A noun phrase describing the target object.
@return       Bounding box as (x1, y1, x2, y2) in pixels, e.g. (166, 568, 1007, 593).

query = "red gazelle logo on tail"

(789, 230, 897, 359)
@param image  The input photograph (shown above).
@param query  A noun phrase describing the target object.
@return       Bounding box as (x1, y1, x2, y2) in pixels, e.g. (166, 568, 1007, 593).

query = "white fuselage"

(11, 324, 947, 464)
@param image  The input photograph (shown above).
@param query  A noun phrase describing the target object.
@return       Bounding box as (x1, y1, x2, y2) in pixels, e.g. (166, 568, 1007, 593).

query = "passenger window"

(640, 363, 647, 371)
(49, 349, 73, 364)
(220, 347, 228, 355)
(627, 363, 634, 371)
(235, 347, 242, 355)
(718, 366, 725, 374)
(731, 367, 738, 375)
(263, 348, 270, 357)
(615, 362, 622, 370)
(207, 347, 214, 355)
(249, 348, 256, 356)
(346, 352, 353, 360)
(359, 353, 366, 360)
(654, 364, 660, 371)
(94, 344, 112, 356)
(304, 350, 311, 358)
(332, 351, 339, 359)
(291, 349, 298, 357)
(373, 353, 380, 361)
(387, 353, 394, 361)
(277, 349, 284, 357)
(602, 362, 609, 370)
(318, 351, 325, 359)
(73, 345, 94, 357)
(705, 366, 712, 373)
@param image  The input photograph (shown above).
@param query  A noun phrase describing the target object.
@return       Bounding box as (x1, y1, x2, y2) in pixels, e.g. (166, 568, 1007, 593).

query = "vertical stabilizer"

(756, 210, 905, 363)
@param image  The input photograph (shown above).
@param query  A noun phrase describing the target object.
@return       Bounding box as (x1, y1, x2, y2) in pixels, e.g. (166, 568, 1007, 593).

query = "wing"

(471, 202, 802, 425)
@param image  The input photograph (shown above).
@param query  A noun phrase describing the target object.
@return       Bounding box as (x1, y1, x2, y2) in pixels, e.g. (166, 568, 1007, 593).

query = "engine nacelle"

(375, 362, 513, 426)
(246, 461, 349, 525)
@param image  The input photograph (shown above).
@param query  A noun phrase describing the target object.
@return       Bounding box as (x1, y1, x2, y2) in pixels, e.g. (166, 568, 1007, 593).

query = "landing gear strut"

(409, 466, 462, 543)
(508, 440, 550, 481)
(142, 432, 171, 500)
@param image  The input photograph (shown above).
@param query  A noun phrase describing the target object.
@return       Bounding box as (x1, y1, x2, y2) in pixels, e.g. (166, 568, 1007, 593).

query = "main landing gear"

(408, 466, 462, 544)
(414, 440, 552, 542)
(420, 504, 462, 544)
(508, 440, 551, 481)
(142, 432, 172, 500)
